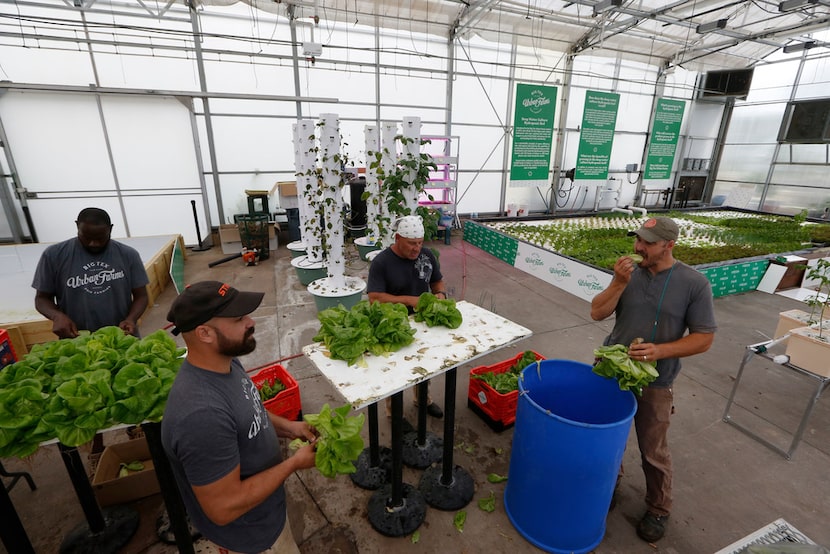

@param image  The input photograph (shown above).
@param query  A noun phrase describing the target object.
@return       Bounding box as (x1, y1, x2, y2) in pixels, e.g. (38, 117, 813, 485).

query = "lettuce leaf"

(592, 344, 659, 395)
(413, 293, 463, 328)
(313, 301, 415, 365)
(303, 403, 365, 478)
(0, 325, 184, 456)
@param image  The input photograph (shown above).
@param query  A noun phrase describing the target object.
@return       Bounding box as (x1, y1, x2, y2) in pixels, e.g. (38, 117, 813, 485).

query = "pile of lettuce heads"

(313, 294, 464, 365)
(0, 326, 185, 458)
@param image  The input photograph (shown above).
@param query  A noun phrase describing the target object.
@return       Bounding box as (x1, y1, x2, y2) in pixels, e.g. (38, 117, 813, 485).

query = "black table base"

(350, 403, 392, 490)
(59, 504, 139, 554)
(401, 431, 443, 469)
(419, 367, 475, 511)
(418, 465, 475, 511)
(350, 446, 393, 490)
(367, 483, 427, 537)
(402, 382, 443, 469)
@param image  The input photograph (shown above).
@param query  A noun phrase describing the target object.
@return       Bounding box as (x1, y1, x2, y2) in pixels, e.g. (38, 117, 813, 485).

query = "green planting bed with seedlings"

(489, 210, 830, 270)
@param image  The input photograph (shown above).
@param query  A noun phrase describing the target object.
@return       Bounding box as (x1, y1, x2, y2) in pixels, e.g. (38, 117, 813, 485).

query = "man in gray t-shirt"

(591, 217, 716, 544)
(32, 207, 149, 339)
(163, 281, 317, 553)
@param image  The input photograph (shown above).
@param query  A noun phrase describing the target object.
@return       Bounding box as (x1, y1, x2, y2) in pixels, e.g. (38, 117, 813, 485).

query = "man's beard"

(216, 327, 257, 357)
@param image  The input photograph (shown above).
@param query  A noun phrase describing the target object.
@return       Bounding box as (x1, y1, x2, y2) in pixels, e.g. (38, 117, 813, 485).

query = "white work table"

(302, 300, 532, 409)
(303, 300, 532, 537)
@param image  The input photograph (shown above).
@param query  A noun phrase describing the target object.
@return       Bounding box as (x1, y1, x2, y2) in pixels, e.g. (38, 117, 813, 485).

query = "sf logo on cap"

(218, 283, 231, 296)
(644, 218, 658, 228)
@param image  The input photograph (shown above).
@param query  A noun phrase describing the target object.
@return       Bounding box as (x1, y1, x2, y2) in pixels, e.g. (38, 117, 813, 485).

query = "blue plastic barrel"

(504, 359, 636, 554)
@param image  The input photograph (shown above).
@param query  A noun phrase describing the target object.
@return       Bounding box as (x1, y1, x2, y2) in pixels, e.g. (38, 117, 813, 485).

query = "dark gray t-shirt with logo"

(162, 358, 286, 552)
(31, 238, 148, 332)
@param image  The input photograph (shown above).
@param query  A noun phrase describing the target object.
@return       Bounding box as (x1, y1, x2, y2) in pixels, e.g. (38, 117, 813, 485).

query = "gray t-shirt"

(31, 238, 149, 331)
(603, 261, 717, 388)
(367, 246, 443, 312)
(161, 359, 286, 553)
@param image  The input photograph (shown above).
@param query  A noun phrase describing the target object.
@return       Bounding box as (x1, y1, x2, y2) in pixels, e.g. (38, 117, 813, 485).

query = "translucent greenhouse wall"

(709, 36, 830, 219)
(1, 1, 829, 245)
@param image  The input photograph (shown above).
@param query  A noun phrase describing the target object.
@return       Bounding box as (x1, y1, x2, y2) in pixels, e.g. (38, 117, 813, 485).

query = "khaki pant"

(194, 515, 299, 554)
(634, 386, 674, 517)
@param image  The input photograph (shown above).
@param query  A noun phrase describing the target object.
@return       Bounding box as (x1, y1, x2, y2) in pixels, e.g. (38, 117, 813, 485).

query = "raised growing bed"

(463, 209, 830, 300)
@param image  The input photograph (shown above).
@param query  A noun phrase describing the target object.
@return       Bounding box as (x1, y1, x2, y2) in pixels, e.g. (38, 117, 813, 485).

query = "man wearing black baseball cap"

(166, 280, 265, 337)
(162, 281, 317, 553)
(590, 217, 717, 543)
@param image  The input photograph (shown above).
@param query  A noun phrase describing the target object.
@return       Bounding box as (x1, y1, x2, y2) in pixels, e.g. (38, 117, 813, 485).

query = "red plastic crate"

(467, 350, 545, 431)
(251, 363, 302, 421)
(0, 329, 18, 370)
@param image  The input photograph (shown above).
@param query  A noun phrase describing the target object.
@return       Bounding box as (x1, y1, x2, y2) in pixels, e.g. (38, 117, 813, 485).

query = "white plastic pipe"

(611, 207, 633, 215)
(630, 206, 648, 217)
(364, 124, 381, 243)
(319, 113, 346, 288)
(380, 121, 397, 247)
(401, 116, 421, 212)
(292, 119, 321, 259)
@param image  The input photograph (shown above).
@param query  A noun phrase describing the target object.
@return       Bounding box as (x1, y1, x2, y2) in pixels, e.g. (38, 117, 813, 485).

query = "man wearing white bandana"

(367, 215, 447, 419)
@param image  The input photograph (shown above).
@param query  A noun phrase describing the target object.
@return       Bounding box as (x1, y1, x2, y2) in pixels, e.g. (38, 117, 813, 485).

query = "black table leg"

(350, 403, 392, 489)
(419, 367, 474, 510)
(368, 391, 426, 536)
(402, 381, 443, 469)
(0, 479, 34, 554)
(58, 444, 139, 554)
(142, 422, 197, 554)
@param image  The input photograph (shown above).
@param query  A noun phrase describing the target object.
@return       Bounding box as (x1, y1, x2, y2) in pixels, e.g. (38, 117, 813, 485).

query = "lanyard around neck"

(650, 262, 676, 343)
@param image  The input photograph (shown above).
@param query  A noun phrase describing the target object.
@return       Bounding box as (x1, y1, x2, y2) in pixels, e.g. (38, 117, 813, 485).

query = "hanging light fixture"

(593, 0, 623, 17)
(782, 41, 818, 53)
(696, 19, 728, 34)
(778, 0, 818, 12)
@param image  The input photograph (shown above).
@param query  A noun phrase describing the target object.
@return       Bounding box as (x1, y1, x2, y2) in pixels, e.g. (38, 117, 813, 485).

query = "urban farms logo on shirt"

(66, 261, 126, 295)
(244, 378, 267, 440)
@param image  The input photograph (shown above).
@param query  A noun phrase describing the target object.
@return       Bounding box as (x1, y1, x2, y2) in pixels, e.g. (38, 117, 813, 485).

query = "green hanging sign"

(509, 83, 557, 187)
(169, 237, 185, 295)
(644, 99, 686, 180)
(575, 90, 620, 180)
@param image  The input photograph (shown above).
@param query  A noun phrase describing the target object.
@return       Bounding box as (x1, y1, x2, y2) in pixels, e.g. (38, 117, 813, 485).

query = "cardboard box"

(91, 437, 159, 506)
(275, 181, 297, 197)
(219, 223, 241, 244)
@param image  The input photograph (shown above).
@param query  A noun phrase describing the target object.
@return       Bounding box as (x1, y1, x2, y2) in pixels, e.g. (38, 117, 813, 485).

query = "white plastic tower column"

(364, 124, 381, 243)
(319, 113, 346, 288)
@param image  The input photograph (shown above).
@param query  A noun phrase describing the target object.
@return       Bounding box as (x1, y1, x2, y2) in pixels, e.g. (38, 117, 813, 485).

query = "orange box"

(250, 363, 302, 421)
(467, 350, 545, 431)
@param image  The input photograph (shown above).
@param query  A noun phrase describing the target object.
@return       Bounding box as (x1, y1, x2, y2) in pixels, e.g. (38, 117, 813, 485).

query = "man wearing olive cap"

(590, 217, 717, 543)
(161, 281, 317, 553)
(367, 215, 447, 419)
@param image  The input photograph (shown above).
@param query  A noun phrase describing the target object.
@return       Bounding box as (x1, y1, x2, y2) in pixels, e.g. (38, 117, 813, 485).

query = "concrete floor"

(3, 226, 830, 554)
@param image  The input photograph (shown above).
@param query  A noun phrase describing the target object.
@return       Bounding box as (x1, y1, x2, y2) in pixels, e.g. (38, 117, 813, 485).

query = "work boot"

(637, 512, 669, 543)
(425, 402, 443, 418)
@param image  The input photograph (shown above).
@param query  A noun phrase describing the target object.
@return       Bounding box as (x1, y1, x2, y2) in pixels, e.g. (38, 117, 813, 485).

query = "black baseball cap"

(167, 281, 264, 335)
